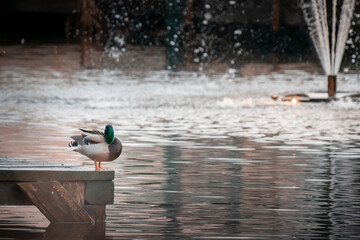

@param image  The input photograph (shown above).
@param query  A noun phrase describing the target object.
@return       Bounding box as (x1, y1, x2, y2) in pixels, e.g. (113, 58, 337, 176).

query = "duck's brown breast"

(108, 138, 122, 161)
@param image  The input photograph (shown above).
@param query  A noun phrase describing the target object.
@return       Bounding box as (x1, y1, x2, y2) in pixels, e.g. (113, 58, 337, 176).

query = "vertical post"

(65, 16, 71, 44)
(184, 0, 194, 70)
(185, 0, 194, 24)
(165, 0, 181, 70)
(328, 75, 336, 98)
(77, 0, 103, 68)
(272, 0, 280, 32)
(272, 0, 280, 71)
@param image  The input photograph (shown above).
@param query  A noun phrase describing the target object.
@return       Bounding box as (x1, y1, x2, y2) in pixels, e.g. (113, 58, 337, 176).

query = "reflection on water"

(1, 47, 360, 239)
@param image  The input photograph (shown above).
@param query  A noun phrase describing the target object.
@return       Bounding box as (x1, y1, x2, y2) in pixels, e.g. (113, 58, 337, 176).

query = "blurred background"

(1, 0, 360, 72)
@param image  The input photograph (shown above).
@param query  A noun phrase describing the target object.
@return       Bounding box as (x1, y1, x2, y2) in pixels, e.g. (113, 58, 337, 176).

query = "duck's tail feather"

(68, 135, 86, 151)
(70, 135, 85, 146)
(67, 140, 79, 151)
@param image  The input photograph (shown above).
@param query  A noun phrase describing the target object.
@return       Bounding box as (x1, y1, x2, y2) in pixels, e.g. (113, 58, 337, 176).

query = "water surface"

(1, 47, 360, 239)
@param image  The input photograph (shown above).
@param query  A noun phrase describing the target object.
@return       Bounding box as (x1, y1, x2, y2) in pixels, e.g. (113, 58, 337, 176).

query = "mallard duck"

(68, 125, 122, 170)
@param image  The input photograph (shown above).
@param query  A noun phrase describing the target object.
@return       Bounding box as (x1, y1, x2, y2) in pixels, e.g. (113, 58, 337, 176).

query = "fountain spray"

(300, 0, 355, 98)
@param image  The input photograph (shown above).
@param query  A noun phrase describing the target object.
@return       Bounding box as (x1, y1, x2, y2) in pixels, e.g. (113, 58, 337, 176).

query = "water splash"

(300, 0, 355, 75)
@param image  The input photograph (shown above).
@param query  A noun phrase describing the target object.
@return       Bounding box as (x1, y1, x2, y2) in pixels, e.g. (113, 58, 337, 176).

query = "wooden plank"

(61, 181, 85, 205)
(85, 181, 114, 205)
(0, 157, 82, 168)
(0, 169, 114, 182)
(1, 180, 115, 207)
(18, 181, 93, 223)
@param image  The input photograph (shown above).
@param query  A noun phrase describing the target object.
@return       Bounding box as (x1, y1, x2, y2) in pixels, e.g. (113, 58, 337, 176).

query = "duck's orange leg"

(98, 161, 105, 170)
(94, 161, 99, 170)
(95, 161, 105, 170)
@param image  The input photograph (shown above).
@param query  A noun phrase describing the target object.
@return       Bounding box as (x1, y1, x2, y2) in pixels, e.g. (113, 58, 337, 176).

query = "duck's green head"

(104, 125, 115, 144)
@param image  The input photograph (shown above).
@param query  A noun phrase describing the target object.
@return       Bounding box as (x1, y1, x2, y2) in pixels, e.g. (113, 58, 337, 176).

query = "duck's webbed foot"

(94, 161, 105, 170)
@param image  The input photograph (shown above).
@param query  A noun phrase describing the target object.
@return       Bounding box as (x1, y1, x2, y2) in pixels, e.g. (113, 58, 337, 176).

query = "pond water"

(1, 46, 360, 239)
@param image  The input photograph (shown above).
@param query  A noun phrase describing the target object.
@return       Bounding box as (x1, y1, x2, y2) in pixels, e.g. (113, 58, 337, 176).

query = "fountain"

(300, 0, 356, 98)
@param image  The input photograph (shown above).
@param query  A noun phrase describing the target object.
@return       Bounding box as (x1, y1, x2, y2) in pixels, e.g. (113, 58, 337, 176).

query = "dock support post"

(328, 75, 336, 98)
(0, 159, 114, 224)
(18, 181, 93, 224)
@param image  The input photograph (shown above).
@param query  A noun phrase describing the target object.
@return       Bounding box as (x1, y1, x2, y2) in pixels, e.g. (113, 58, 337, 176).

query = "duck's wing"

(79, 128, 104, 135)
(79, 128, 105, 144)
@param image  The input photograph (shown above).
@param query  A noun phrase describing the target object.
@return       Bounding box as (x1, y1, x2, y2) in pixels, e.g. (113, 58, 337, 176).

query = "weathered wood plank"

(18, 181, 93, 223)
(0, 169, 114, 181)
(85, 181, 114, 205)
(0, 158, 114, 182)
(0, 157, 82, 168)
(61, 181, 85, 205)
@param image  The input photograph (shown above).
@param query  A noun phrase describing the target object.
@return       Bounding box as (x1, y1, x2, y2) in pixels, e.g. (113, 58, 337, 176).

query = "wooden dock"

(0, 157, 114, 224)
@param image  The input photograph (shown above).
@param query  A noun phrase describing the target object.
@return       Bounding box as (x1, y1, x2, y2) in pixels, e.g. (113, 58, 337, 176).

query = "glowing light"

(291, 97, 299, 105)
